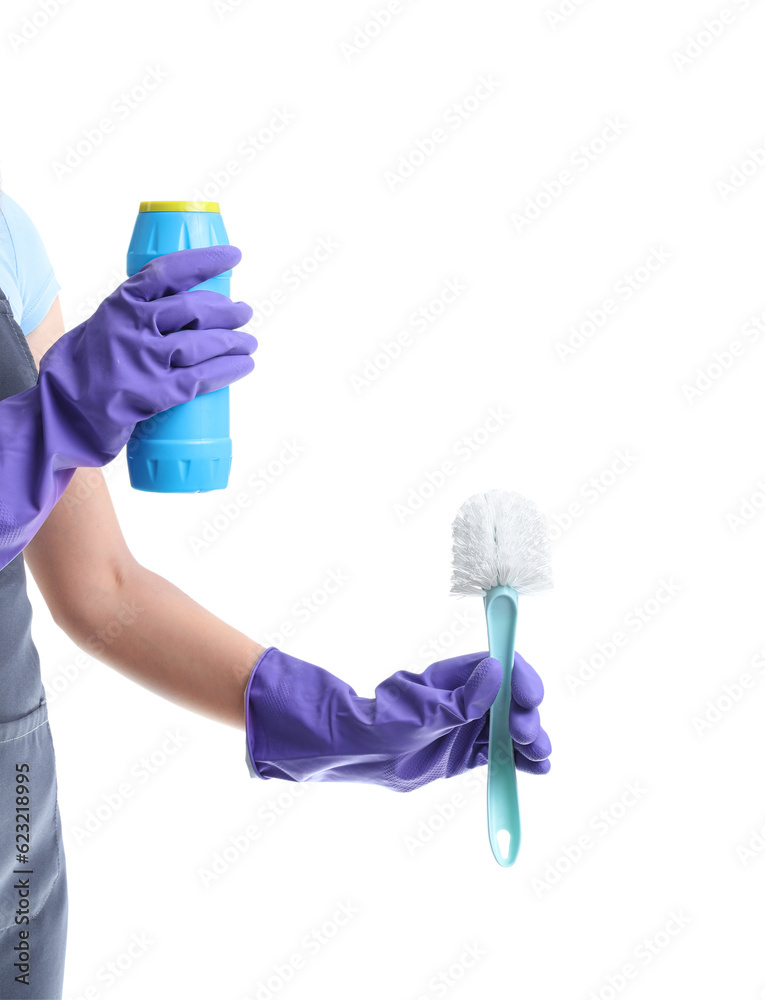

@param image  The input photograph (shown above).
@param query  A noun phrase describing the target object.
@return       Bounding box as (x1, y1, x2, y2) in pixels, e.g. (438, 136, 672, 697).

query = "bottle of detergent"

(126, 200, 235, 493)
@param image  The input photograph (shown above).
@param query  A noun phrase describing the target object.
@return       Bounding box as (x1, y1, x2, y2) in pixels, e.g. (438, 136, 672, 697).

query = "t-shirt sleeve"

(0, 194, 61, 335)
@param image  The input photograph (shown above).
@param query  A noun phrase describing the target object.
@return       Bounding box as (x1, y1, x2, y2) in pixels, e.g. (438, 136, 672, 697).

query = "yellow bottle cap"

(138, 201, 220, 213)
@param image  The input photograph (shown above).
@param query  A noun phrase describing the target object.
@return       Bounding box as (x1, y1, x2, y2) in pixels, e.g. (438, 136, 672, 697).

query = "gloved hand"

(0, 245, 256, 570)
(245, 648, 551, 791)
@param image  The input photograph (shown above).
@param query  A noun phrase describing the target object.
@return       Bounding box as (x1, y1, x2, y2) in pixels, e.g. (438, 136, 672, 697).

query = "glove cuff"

(243, 645, 364, 784)
(244, 645, 280, 781)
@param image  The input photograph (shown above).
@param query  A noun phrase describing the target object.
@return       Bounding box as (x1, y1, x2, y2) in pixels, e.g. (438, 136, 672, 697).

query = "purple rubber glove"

(0, 245, 256, 570)
(245, 648, 551, 792)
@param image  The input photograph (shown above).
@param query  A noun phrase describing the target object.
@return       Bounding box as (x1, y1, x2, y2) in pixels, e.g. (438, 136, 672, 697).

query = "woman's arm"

(24, 298, 266, 728)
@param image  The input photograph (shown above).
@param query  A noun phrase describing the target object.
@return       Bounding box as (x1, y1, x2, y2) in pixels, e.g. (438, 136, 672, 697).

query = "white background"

(2, 0, 764, 997)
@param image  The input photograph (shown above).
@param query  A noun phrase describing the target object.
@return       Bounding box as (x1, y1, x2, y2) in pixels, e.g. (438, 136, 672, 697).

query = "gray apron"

(0, 286, 67, 999)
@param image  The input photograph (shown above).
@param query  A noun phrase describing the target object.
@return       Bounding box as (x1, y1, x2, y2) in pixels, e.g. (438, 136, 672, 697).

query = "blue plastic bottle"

(126, 200, 234, 493)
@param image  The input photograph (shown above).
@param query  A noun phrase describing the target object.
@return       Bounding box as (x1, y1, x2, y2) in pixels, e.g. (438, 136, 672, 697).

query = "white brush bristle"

(451, 489, 553, 596)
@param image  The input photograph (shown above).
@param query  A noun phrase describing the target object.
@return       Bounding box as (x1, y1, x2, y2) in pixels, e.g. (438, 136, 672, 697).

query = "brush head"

(450, 489, 553, 597)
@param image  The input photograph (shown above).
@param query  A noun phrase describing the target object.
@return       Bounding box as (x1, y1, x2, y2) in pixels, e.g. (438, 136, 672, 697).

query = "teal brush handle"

(484, 584, 520, 867)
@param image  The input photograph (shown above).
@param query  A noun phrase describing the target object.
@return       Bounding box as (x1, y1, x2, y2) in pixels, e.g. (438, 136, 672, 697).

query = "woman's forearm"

(63, 560, 266, 728)
(19, 298, 266, 728)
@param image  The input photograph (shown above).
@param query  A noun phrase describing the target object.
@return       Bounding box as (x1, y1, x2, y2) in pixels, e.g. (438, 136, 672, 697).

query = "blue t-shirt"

(0, 193, 60, 336)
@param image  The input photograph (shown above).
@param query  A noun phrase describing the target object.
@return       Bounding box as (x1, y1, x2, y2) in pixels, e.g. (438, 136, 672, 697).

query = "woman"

(0, 192, 551, 999)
